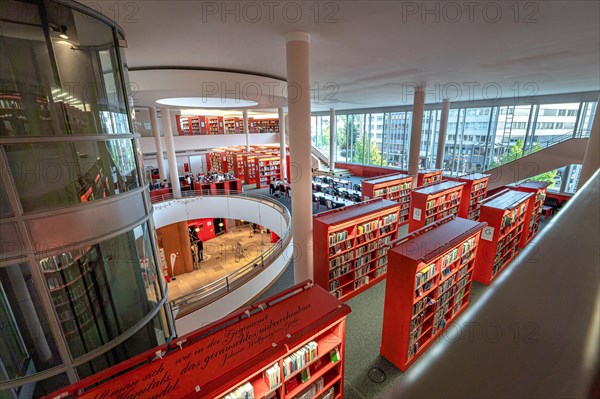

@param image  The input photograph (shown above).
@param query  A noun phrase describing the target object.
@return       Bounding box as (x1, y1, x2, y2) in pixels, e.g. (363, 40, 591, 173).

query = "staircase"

(310, 146, 352, 177)
(486, 137, 588, 190)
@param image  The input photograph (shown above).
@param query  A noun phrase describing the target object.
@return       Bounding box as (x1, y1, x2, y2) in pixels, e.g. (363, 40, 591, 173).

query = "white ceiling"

(81, 0, 600, 111)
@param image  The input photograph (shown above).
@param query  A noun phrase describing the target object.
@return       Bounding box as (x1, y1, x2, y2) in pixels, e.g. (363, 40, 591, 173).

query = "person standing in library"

(196, 240, 204, 262)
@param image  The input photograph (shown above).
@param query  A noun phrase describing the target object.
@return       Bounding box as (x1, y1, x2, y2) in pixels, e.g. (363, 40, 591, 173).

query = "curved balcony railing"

(150, 189, 292, 319)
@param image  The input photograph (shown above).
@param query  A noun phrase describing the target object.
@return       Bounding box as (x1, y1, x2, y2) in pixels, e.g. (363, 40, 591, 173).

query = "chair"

(326, 199, 333, 209)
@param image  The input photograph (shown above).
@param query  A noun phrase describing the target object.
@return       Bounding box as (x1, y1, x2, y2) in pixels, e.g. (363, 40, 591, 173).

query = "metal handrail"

(150, 189, 292, 317)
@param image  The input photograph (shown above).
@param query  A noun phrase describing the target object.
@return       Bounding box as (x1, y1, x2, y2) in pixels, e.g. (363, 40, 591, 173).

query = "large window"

(322, 95, 597, 189)
(310, 115, 330, 156)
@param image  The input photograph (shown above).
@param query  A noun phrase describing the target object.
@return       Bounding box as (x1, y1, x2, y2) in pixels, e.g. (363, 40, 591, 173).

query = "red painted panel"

(45, 283, 350, 399)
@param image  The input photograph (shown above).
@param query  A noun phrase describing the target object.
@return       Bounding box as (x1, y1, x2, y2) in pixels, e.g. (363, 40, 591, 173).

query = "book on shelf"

(300, 368, 310, 383)
(224, 382, 255, 399)
(283, 341, 318, 378)
(329, 347, 340, 363)
(264, 363, 281, 389)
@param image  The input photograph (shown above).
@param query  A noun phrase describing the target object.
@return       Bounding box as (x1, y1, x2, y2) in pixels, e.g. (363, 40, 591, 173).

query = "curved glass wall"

(0, 1, 172, 397)
(4, 139, 139, 213)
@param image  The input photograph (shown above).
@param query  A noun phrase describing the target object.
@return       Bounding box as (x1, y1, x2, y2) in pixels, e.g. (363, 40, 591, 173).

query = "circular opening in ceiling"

(156, 97, 258, 108)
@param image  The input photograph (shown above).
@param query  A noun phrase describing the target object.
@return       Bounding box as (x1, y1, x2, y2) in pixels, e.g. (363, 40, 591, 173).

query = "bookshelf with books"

(252, 118, 280, 133)
(43, 282, 350, 399)
(208, 150, 227, 173)
(226, 150, 247, 181)
(224, 117, 242, 134)
(243, 154, 259, 184)
(512, 181, 550, 248)
(208, 116, 225, 134)
(175, 114, 189, 135)
(409, 181, 465, 232)
(361, 173, 413, 226)
(313, 198, 402, 301)
(448, 173, 490, 220)
(255, 156, 282, 189)
(417, 169, 443, 186)
(473, 189, 533, 285)
(380, 216, 486, 371)
(380, 216, 485, 371)
(190, 116, 209, 135)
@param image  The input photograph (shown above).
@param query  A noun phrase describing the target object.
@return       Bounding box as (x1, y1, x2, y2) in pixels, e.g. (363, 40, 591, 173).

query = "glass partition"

(4, 139, 139, 213)
(0, 263, 62, 382)
(38, 222, 166, 359)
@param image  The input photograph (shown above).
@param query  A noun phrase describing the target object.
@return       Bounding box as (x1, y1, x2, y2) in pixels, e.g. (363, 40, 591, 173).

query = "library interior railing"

(150, 189, 292, 319)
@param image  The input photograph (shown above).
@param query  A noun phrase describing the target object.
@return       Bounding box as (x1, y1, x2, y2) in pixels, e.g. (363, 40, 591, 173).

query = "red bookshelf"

(380, 216, 486, 371)
(512, 181, 550, 248)
(243, 154, 259, 184)
(255, 155, 282, 189)
(208, 150, 227, 173)
(43, 282, 350, 399)
(226, 150, 246, 182)
(447, 173, 490, 220)
(409, 181, 465, 232)
(417, 169, 443, 187)
(224, 117, 242, 134)
(253, 118, 280, 133)
(361, 173, 413, 226)
(175, 114, 189, 135)
(313, 198, 402, 301)
(208, 116, 225, 134)
(473, 189, 533, 285)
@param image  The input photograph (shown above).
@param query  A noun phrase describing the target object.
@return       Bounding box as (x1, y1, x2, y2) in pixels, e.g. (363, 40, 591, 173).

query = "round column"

(436, 99, 450, 170)
(580, 94, 600, 185)
(408, 85, 426, 185)
(286, 32, 313, 283)
(149, 107, 167, 183)
(160, 106, 181, 198)
(279, 107, 288, 180)
(243, 110, 250, 152)
(329, 108, 336, 171)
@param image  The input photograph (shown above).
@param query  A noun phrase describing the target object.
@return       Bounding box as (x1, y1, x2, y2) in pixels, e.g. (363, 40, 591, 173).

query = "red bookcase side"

(417, 169, 443, 187)
(361, 174, 413, 226)
(512, 181, 550, 248)
(472, 189, 533, 285)
(447, 173, 490, 220)
(313, 199, 402, 301)
(409, 181, 465, 232)
(255, 156, 282, 188)
(380, 216, 486, 371)
(243, 154, 258, 184)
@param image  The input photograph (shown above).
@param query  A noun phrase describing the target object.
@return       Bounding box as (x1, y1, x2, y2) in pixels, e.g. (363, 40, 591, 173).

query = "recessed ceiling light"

(156, 97, 258, 108)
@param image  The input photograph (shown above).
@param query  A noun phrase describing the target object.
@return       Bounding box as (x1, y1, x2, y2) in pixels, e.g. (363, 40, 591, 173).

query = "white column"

(286, 31, 313, 283)
(7, 265, 52, 362)
(436, 99, 450, 170)
(329, 108, 336, 171)
(580, 95, 600, 185)
(279, 107, 287, 180)
(243, 110, 250, 151)
(160, 106, 181, 198)
(408, 84, 426, 185)
(149, 107, 167, 183)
